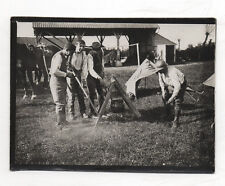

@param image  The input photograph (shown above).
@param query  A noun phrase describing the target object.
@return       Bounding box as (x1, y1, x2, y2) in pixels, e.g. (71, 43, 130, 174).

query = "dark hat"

(92, 42, 101, 50)
(146, 51, 156, 61)
(79, 39, 86, 46)
(63, 42, 75, 51)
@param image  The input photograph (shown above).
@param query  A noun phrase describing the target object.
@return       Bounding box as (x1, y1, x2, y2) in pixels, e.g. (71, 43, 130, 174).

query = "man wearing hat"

(49, 42, 75, 127)
(155, 60, 186, 128)
(66, 39, 88, 120)
(86, 41, 105, 118)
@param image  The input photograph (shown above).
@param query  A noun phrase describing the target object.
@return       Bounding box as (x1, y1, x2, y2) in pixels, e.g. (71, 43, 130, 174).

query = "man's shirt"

(71, 51, 88, 79)
(50, 51, 67, 78)
(158, 66, 185, 99)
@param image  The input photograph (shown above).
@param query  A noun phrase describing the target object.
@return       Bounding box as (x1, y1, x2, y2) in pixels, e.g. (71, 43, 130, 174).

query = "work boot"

(171, 119, 178, 128)
(89, 112, 98, 119)
(23, 94, 28, 100)
(81, 113, 88, 119)
(61, 121, 70, 129)
(171, 108, 180, 129)
(57, 121, 70, 130)
(56, 112, 66, 126)
(67, 113, 75, 122)
(31, 94, 37, 100)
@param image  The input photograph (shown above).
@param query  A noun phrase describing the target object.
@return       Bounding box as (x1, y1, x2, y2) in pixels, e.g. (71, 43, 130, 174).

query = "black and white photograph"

(11, 18, 215, 173)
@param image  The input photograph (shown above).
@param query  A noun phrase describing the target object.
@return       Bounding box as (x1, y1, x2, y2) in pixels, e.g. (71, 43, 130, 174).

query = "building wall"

(128, 30, 155, 64)
(126, 31, 176, 65)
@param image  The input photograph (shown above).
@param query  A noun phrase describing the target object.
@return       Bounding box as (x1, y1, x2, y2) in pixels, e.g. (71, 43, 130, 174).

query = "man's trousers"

(66, 75, 86, 116)
(87, 75, 104, 114)
(50, 76, 67, 124)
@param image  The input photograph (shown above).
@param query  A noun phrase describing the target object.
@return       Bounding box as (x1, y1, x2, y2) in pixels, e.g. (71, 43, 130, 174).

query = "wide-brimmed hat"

(92, 42, 101, 50)
(76, 39, 86, 46)
(155, 60, 168, 69)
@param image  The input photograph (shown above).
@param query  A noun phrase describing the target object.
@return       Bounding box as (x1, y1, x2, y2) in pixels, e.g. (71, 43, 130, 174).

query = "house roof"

(33, 22, 159, 29)
(17, 37, 78, 48)
(153, 33, 176, 46)
(32, 22, 159, 36)
(17, 37, 37, 46)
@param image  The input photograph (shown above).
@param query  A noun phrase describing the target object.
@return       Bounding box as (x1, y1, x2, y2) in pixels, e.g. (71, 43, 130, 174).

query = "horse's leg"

(34, 68, 39, 85)
(21, 69, 28, 99)
(27, 69, 37, 100)
(37, 69, 42, 85)
(42, 67, 49, 88)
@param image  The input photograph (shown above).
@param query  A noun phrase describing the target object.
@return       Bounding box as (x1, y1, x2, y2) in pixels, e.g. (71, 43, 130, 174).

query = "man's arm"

(87, 54, 102, 79)
(158, 73, 166, 99)
(51, 55, 67, 77)
(167, 73, 181, 104)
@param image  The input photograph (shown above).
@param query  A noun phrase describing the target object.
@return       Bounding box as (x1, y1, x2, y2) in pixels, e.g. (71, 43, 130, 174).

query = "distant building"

(129, 33, 176, 65)
(18, 22, 176, 65)
(152, 33, 176, 64)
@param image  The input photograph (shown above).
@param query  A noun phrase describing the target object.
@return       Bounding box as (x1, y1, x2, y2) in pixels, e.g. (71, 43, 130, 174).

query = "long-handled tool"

(71, 71, 98, 115)
(42, 53, 50, 81)
(186, 86, 204, 95)
(185, 90, 199, 103)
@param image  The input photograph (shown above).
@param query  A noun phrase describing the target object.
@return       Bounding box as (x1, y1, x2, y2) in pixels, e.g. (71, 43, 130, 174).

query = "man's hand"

(166, 98, 174, 105)
(99, 78, 106, 87)
(66, 71, 74, 78)
(97, 76, 102, 80)
(162, 91, 166, 100)
(82, 79, 87, 88)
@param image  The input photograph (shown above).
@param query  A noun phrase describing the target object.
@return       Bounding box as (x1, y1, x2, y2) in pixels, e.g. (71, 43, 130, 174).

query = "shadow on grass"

(182, 103, 214, 117)
(16, 114, 42, 119)
(138, 107, 167, 123)
(16, 101, 55, 109)
(136, 87, 161, 99)
(100, 107, 170, 124)
(183, 113, 214, 124)
(182, 103, 204, 110)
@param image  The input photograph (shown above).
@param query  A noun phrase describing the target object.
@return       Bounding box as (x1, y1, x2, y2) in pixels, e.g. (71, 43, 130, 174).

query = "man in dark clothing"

(86, 42, 105, 118)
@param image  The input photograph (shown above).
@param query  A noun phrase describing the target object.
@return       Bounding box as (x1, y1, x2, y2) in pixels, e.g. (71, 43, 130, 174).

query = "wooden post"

(69, 35, 72, 42)
(95, 76, 141, 126)
(129, 43, 140, 66)
(42, 51, 50, 81)
(95, 82, 115, 127)
(46, 32, 65, 44)
(125, 35, 129, 43)
(113, 77, 141, 118)
(97, 36, 105, 46)
(137, 43, 140, 66)
(42, 36, 62, 49)
(114, 33, 121, 61)
(35, 35, 42, 45)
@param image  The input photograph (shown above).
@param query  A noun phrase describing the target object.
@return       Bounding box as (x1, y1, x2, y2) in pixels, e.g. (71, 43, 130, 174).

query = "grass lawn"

(12, 61, 215, 172)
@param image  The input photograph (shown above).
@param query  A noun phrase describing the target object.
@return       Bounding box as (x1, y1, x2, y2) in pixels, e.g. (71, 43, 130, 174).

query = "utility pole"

(178, 39, 181, 51)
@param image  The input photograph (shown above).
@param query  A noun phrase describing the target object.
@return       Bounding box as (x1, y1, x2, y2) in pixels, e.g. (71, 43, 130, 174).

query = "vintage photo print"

(10, 17, 216, 173)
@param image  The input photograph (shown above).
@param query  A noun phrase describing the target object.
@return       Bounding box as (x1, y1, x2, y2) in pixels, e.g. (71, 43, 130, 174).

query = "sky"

(17, 22, 215, 50)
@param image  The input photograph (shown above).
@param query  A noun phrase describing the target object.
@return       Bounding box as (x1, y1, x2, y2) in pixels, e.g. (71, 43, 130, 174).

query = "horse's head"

(16, 59, 23, 68)
(26, 44, 35, 53)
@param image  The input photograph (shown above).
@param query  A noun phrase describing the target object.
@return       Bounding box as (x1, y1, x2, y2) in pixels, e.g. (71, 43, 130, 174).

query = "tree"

(203, 24, 215, 46)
